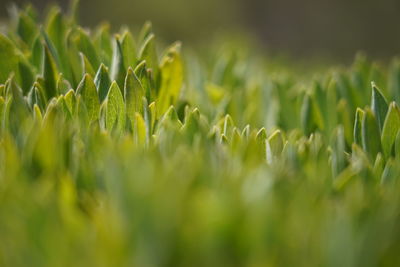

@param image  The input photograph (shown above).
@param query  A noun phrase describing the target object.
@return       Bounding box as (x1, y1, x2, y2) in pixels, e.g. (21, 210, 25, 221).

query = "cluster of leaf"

(1, 4, 400, 267)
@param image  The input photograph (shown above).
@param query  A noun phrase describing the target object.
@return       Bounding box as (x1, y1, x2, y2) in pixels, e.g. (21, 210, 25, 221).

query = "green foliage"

(1, 4, 400, 267)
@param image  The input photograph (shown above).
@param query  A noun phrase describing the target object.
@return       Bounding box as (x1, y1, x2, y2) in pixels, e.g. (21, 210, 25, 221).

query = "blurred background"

(0, 0, 400, 62)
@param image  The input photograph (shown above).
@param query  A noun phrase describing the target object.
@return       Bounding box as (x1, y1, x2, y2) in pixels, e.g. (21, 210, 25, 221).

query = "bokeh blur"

(1, 0, 400, 62)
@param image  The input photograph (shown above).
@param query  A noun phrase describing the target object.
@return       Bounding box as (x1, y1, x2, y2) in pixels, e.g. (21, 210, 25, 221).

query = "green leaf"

(105, 81, 126, 134)
(94, 23, 112, 66)
(371, 82, 388, 132)
(124, 67, 145, 123)
(0, 34, 19, 83)
(31, 36, 43, 70)
(157, 42, 183, 117)
(134, 60, 152, 100)
(158, 105, 182, 130)
(373, 153, 385, 180)
(27, 82, 47, 111)
(46, 7, 65, 55)
(337, 99, 352, 145)
(120, 30, 136, 68)
(353, 108, 364, 146)
(381, 159, 399, 185)
(395, 131, 400, 159)
(381, 102, 400, 158)
(138, 34, 158, 77)
(76, 74, 100, 123)
(362, 108, 382, 160)
(94, 63, 111, 103)
(110, 36, 126, 88)
(73, 27, 100, 69)
(16, 11, 38, 45)
(17, 57, 35, 95)
(42, 44, 58, 99)
(41, 28, 61, 68)
(57, 73, 72, 95)
(80, 52, 95, 77)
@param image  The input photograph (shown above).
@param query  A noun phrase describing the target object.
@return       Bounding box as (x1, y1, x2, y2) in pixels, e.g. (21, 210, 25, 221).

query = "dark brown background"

(1, 0, 400, 62)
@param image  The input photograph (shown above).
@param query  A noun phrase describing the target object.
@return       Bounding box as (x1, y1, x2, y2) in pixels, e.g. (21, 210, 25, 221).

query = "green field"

(1, 4, 400, 267)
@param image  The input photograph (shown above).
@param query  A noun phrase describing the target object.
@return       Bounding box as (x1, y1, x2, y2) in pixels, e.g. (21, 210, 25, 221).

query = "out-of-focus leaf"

(157, 42, 183, 117)
(134, 112, 146, 145)
(16, 11, 37, 46)
(331, 126, 346, 178)
(33, 103, 42, 122)
(0, 34, 19, 83)
(256, 127, 267, 161)
(373, 153, 385, 180)
(301, 93, 314, 135)
(138, 21, 153, 46)
(337, 99, 352, 145)
(266, 129, 284, 164)
(94, 23, 112, 66)
(46, 8, 65, 55)
(31, 36, 43, 70)
(381, 158, 399, 185)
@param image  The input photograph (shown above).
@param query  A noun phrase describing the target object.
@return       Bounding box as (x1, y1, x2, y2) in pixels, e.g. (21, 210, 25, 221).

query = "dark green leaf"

(371, 82, 388, 132)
